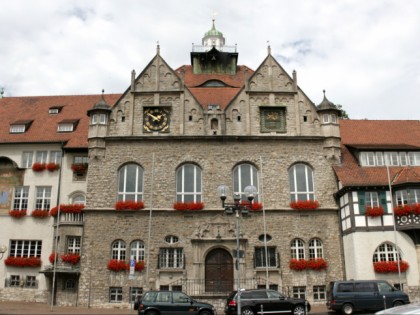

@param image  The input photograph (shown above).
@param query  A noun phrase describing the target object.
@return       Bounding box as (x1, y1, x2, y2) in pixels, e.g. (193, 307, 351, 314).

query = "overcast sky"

(1, 0, 419, 120)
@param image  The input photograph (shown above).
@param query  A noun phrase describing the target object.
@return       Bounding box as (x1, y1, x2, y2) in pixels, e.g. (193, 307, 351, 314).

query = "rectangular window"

(13, 187, 29, 210)
(35, 151, 48, 163)
(67, 236, 81, 254)
(35, 187, 52, 210)
(408, 152, 420, 166)
(50, 151, 62, 164)
(9, 240, 42, 258)
(10, 275, 20, 287)
(376, 152, 384, 166)
(293, 286, 306, 299)
(255, 247, 277, 268)
(25, 276, 37, 288)
(109, 287, 123, 303)
(331, 114, 337, 123)
(400, 152, 408, 166)
(21, 151, 33, 168)
(99, 114, 107, 124)
(74, 156, 89, 164)
(360, 152, 375, 166)
(130, 287, 143, 303)
(58, 123, 74, 132)
(159, 248, 184, 268)
(313, 285, 326, 300)
(323, 114, 329, 123)
(365, 192, 379, 208)
(10, 125, 26, 133)
(385, 152, 399, 166)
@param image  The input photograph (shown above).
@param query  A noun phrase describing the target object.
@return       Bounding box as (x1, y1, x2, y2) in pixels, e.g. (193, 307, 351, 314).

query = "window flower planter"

(373, 260, 409, 273)
(49, 252, 58, 264)
(365, 206, 385, 217)
(134, 261, 145, 272)
(394, 204, 420, 216)
(61, 253, 80, 265)
(173, 202, 204, 211)
(289, 259, 308, 271)
(107, 259, 128, 272)
(4, 256, 42, 267)
(46, 163, 60, 172)
(71, 163, 88, 175)
(49, 204, 85, 217)
(31, 209, 50, 218)
(240, 201, 263, 211)
(32, 162, 46, 172)
(115, 201, 145, 211)
(9, 209, 27, 218)
(290, 200, 320, 210)
(290, 258, 328, 271)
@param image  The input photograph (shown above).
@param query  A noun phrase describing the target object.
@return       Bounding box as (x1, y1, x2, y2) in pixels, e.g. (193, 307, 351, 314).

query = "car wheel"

(341, 303, 354, 315)
(145, 311, 159, 315)
(199, 310, 212, 315)
(241, 307, 255, 315)
(293, 305, 306, 315)
(393, 300, 404, 307)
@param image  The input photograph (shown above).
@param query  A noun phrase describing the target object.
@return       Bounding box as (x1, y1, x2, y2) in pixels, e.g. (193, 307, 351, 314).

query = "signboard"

(130, 256, 135, 275)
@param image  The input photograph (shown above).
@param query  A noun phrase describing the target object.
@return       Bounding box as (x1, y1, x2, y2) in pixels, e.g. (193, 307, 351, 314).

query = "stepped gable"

(0, 94, 120, 148)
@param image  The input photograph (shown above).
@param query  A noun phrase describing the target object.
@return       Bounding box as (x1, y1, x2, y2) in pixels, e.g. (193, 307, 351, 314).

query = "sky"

(1, 0, 419, 120)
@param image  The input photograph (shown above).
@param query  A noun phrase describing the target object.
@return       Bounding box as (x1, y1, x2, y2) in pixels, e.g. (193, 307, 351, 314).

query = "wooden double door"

(205, 248, 233, 293)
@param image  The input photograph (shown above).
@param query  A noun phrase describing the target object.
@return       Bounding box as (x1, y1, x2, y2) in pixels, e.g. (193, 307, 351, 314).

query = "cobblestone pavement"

(0, 301, 330, 314)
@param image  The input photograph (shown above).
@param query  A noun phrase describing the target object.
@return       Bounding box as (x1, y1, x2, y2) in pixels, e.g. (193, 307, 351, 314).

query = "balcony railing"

(395, 213, 420, 229)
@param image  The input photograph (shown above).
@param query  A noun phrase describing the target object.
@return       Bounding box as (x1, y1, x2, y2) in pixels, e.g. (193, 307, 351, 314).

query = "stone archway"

(205, 248, 233, 293)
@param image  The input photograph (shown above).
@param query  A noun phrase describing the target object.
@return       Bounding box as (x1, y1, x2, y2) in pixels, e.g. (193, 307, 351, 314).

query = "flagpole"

(260, 157, 269, 287)
(145, 152, 155, 290)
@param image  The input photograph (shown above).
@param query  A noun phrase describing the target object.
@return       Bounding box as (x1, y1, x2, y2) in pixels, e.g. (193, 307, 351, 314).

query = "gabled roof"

(0, 94, 120, 149)
(334, 119, 420, 189)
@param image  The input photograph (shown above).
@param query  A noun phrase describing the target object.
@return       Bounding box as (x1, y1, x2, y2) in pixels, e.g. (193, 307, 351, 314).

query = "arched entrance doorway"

(205, 248, 233, 293)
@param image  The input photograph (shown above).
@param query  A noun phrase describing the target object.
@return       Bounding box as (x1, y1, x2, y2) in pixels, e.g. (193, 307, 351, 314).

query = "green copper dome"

(204, 20, 223, 37)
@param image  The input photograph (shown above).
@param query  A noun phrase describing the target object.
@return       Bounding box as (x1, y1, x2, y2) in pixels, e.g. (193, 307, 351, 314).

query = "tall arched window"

(111, 240, 126, 260)
(289, 163, 315, 202)
(176, 164, 202, 202)
(233, 163, 259, 200)
(309, 239, 324, 259)
(373, 243, 401, 262)
(130, 240, 145, 261)
(118, 164, 144, 201)
(291, 239, 305, 260)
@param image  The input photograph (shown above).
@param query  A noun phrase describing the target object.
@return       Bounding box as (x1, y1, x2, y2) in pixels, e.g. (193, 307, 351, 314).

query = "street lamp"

(218, 184, 257, 315)
(0, 245, 7, 260)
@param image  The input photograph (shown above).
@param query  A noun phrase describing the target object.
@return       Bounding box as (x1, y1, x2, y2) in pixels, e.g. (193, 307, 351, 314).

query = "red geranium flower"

(307, 258, 328, 270)
(173, 202, 204, 211)
(289, 259, 308, 271)
(49, 204, 85, 217)
(373, 260, 409, 273)
(31, 209, 50, 218)
(366, 206, 385, 217)
(46, 163, 60, 172)
(49, 252, 58, 264)
(115, 201, 145, 211)
(290, 200, 320, 210)
(5, 256, 42, 267)
(9, 209, 27, 218)
(107, 259, 128, 272)
(32, 162, 46, 172)
(61, 253, 80, 265)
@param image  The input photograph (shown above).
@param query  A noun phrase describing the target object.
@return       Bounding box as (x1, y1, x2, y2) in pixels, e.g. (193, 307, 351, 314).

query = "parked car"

(327, 280, 410, 315)
(224, 289, 310, 315)
(375, 302, 420, 314)
(135, 290, 217, 315)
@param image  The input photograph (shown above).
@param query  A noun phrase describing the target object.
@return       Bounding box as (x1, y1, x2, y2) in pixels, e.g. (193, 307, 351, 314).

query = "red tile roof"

(334, 120, 420, 188)
(0, 94, 120, 149)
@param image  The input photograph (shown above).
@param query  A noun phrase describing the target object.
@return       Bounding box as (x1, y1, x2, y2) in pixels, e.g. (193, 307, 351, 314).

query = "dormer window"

(9, 120, 33, 134)
(58, 119, 79, 132)
(91, 113, 107, 125)
(49, 106, 63, 115)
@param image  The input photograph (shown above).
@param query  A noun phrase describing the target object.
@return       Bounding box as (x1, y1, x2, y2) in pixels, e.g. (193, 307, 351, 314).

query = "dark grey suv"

(224, 289, 310, 315)
(135, 290, 217, 315)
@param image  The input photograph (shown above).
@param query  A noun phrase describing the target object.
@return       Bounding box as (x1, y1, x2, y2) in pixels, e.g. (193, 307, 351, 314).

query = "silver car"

(375, 302, 420, 314)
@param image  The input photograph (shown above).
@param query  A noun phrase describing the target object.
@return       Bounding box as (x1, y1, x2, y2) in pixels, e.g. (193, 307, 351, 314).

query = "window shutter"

(358, 192, 366, 214)
(379, 191, 387, 213)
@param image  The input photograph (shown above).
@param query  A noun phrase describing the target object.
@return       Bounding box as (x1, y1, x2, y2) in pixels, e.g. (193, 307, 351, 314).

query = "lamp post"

(218, 184, 257, 315)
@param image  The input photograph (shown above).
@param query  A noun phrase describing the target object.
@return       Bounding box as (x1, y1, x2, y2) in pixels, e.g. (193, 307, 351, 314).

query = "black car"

(225, 289, 310, 315)
(135, 290, 217, 315)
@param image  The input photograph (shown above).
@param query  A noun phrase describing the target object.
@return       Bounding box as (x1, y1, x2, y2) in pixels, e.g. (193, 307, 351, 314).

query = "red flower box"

(365, 206, 385, 217)
(394, 204, 420, 216)
(115, 200, 145, 211)
(173, 202, 204, 211)
(61, 253, 80, 265)
(290, 200, 320, 210)
(31, 209, 50, 218)
(240, 201, 263, 211)
(135, 261, 145, 272)
(46, 163, 60, 172)
(373, 260, 409, 273)
(4, 256, 42, 267)
(49, 204, 85, 217)
(32, 162, 46, 172)
(49, 252, 58, 264)
(307, 258, 328, 270)
(107, 259, 128, 272)
(9, 209, 27, 218)
(289, 259, 308, 271)
(71, 163, 88, 174)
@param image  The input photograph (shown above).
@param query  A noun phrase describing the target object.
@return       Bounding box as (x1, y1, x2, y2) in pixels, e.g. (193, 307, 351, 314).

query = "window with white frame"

(373, 243, 401, 262)
(365, 192, 379, 208)
(67, 236, 81, 254)
(408, 152, 420, 166)
(289, 163, 315, 202)
(130, 240, 145, 262)
(360, 152, 376, 166)
(130, 287, 143, 303)
(25, 276, 37, 288)
(58, 123, 75, 132)
(254, 247, 277, 268)
(291, 239, 305, 260)
(92, 113, 107, 125)
(50, 151, 62, 164)
(35, 151, 48, 163)
(176, 164, 202, 202)
(359, 151, 420, 166)
(233, 163, 259, 201)
(9, 275, 20, 287)
(74, 156, 89, 164)
(159, 248, 184, 269)
(384, 152, 399, 166)
(118, 164, 144, 201)
(35, 186, 52, 210)
(21, 151, 33, 168)
(10, 125, 26, 133)
(323, 114, 329, 123)
(376, 152, 384, 166)
(71, 194, 86, 205)
(109, 287, 123, 303)
(9, 240, 42, 258)
(395, 189, 420, 205)
(331, 114, 337, 123)
(13, 187, 29, 210)
(111, 240, 126, 260)
(313, 285, 326, 301)
(309, 239, 324, 259)
(293, 286, 306, 299)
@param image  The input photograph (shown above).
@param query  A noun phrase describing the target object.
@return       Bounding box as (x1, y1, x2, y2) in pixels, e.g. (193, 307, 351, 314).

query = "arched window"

(373, 243, 401, 262)
(118, 164, 144, 201)
(130, 240, 145, 261)
(289, 163, 315, 202)
(176, 164, 202, 202)
(309, 239, 323, 259)
(233, 163, 259, 200)
(291, 239, 305, 260)
(111, 240, 126, 260)
(165, 235, 179, 244)
(71, 193, 85, 205)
